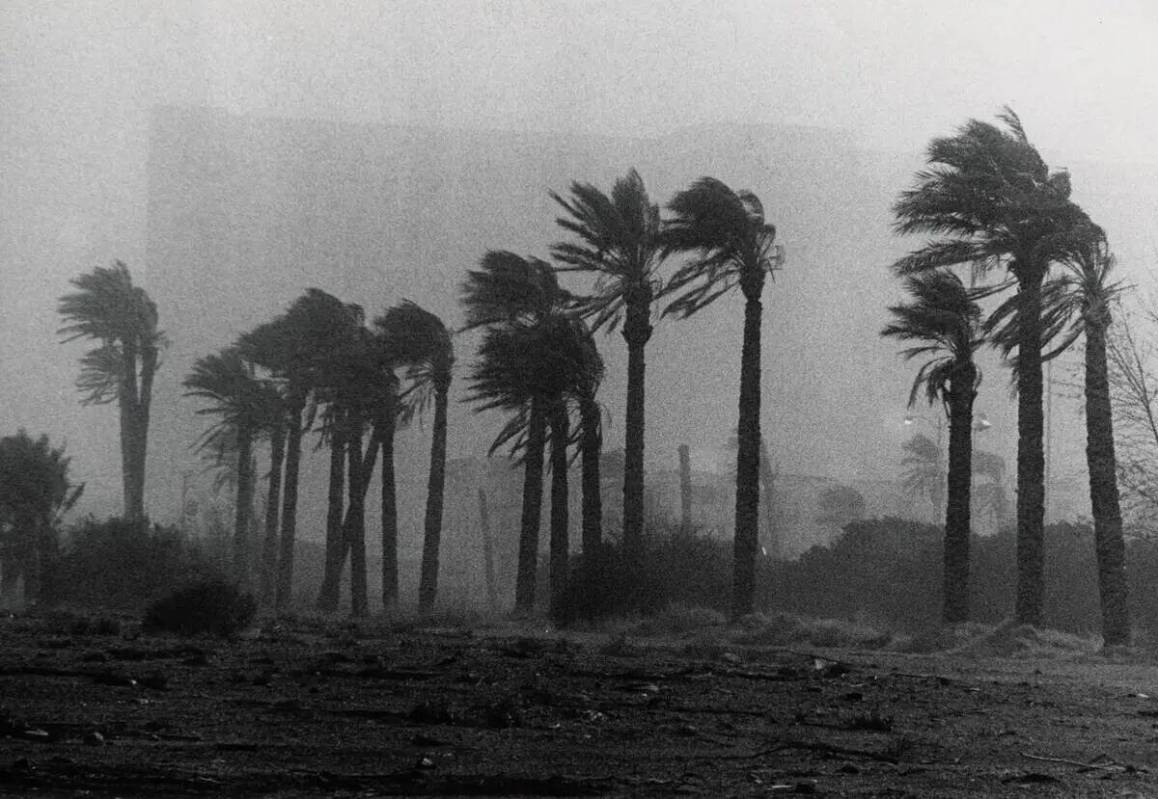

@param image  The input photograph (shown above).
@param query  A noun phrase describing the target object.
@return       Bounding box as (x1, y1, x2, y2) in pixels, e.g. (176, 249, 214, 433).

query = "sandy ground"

(2, 611, 1158, 797)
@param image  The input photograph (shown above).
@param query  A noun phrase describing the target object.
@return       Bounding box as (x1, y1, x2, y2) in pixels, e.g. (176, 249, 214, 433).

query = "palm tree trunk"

(580, 395, 602, 557)
(317, 414, 348, 612)
(418, 383, 449, 614)
(233, 423, 256, 589)
(679, 444, 693, 536)
(1015, 269, 1047, 626)
(515, 400, 547, 614)
(276, 389, 305, 611)
(378, 405, 399, 610)
(347, 421, 369, 618)
(732, 293, 763, 620)
(117, 339, 141, 524)
(548, 402, 570, 625)
(259, 424, 285, 606)
(479, 488, 498, 610)
(1085, 312, 1130, 646)
(621, 294, 652, 564)
(758, 438, 777, 559)
(943, 368, 975, 623)
(134, 343, 158, 524)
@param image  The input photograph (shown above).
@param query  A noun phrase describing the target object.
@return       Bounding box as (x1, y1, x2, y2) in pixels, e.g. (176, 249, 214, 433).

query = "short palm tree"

(183, 347, 282, 588)
(661, 177, 782, 620)
(378, 301, 453, 614)
(900, 432, 946, 515)
(58, 261, 163, 524)
(892, 108, 1096, 626)
(882, 270, 985, 623)
(552, 170, 667, 563)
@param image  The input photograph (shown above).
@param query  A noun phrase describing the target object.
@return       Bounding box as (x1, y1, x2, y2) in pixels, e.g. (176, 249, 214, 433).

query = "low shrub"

(41, 517, 222, 610)
(142, 578, 256, 638)
(558, 527, 734, 625)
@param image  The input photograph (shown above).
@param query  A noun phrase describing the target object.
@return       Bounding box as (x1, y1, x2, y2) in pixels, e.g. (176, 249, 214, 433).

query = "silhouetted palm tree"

(882, 270, 985, 622)
(552, 170, 667, 563)
(58, 261, 163, 523)
(379, 301, 453, 614)
(184, 347, 282, 588)
(239, 289, 358, 610)
(892, 108, 1096, 626)
(365, 315, 407, 611)
(989, 232, 1129, 645)
(312, 301, 381, 617)
(462, 252, 569, 613)
(661, 177, 782, 620)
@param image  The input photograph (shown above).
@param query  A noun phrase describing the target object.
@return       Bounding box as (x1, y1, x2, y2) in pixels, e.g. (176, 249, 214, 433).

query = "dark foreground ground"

(3, 611, 1158, 797)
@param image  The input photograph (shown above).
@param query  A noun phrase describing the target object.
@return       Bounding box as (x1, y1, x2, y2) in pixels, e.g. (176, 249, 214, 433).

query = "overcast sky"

(7, 2, 1158, 156)
(3, 1, 1158, 519)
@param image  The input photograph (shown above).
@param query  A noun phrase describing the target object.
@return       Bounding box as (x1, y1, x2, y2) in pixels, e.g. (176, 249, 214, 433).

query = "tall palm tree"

(989, 233, 1129, 645)
(892, 108, 1096, 626)
(58, 261, 163, 524)
(312, 302, 380, 616)
(882, 270, 985, 623)
(466, 315, 598, 619)
(571, 319, 606, 560)
(378, 301, 453, 614)
(461, 252, 569, 614)
(238, 289, 357, 610)
(183, 347, 281, 588)
(551, 169, 667, 563)
(661, 177, 782, 620)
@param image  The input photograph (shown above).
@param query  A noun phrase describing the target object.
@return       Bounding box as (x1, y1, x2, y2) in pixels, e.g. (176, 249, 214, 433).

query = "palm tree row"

(886, 108, 1129, 646)
(463, 171, 782, 622)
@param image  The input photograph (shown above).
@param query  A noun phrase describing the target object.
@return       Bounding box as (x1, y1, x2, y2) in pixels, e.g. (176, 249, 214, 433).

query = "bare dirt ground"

(3, 611, 1158, 797)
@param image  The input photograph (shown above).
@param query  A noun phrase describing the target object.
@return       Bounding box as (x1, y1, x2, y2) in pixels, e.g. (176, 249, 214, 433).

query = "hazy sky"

(4, 1, 1158, 519)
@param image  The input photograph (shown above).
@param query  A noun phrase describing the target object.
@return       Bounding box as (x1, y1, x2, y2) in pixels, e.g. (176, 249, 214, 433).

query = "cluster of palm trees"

(183, 291, 453, 615)
(180, 170, 785, 620)
(53, 109, 1130, 640)
(883, 109, 1129, 646)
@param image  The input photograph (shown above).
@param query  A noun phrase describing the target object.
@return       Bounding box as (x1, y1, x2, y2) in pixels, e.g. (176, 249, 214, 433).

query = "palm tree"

(461, 252, 568, 614)
(971, 449, 1010, 531)
(378, 301, 453, 614)
(571, 319, 606, 560)
(312, 302, 381, 616)
(892, 108, 1096, 626)
(900, 432, 946, 515)
(551, 169, 667, 563)
(58, 261, 163, 524)
(0, 431, 83, 602)
(238, 289, 357, 610)
(183, 347, 281, 588)
(989, 233, 1129, 645)
(661, 177, 782, 620)
(882, 270, 985, 623)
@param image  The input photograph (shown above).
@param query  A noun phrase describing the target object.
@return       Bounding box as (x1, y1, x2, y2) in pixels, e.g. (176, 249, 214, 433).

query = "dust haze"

(4, 1, 1158, 595)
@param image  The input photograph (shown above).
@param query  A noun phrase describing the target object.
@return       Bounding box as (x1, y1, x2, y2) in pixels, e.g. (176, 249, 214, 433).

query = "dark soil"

(2, 612, 1158, 797)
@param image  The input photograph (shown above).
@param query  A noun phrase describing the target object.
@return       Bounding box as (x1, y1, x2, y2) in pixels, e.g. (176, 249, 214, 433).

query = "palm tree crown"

(551, 168, 664, 332)
(882, 270, 984, 408)
(662, 177, 783, 315)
